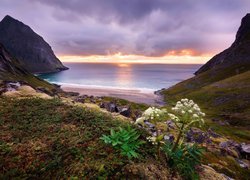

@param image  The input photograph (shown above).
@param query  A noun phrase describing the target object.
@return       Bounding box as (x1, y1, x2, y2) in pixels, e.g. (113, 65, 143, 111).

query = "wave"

(51, 81, 157, 93)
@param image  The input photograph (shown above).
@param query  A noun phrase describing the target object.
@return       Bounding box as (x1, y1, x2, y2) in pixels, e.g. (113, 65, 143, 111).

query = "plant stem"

(172, 123, 184, 152)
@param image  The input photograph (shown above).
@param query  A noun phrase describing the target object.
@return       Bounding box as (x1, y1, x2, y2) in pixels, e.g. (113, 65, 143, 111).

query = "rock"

(0, 15, 68, 73)
(236, 159, 249, 169)
(219, 141, 241, 158)
(166, 120, 175, 130)
(164, 134, 175, 143)
(208, 128, 221, 138)
(144, 121, 155, 129)
(195, 13, 250, 75)
(119, 107, 131, 117)
(99, 102, 119, 113)
(186, 128, 211, 144)
(240, 143, 250, 159)
(75, 96, 86, 103)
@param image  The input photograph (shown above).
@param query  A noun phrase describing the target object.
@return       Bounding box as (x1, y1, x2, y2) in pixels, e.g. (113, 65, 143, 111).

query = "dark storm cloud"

(0, 0, 249, 56)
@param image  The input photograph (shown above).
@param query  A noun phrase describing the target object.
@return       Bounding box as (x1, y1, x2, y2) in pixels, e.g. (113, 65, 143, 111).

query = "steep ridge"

(195, 13, 250, 75)
(162, 14, 250, 137)
(0, 15, 68, 73)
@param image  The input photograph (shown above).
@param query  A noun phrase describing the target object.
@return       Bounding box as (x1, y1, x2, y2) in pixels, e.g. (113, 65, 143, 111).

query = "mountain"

(195, 13, 250, 75)
(0, 15, 68, 73)
(161, 14, 250, 142)
(0, 42, 56, 91)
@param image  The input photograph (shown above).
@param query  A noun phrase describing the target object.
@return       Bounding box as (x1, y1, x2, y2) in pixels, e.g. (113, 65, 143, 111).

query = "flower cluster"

(135, 107, 167, 125)
(146, 136, 157, 145)
(169, 98, 205, 128)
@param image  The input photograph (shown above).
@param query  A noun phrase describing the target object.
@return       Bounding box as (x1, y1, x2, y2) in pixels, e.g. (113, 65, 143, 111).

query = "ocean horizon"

(38, 63, 202, 92)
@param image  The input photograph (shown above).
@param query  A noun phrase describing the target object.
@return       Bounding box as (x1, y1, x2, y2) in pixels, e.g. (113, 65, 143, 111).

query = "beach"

(61, 84, 164, 105)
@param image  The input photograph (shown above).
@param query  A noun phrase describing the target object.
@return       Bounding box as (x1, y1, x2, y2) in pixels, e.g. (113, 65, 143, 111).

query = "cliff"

(0, 15, 68, 73)
(195, 13, 250, 75)
(0, 42, 56, 91)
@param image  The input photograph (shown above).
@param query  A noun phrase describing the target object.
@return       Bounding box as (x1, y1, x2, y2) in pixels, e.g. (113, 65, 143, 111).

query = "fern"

(100, 126, 144, 159)
(163, 143, 203, 180)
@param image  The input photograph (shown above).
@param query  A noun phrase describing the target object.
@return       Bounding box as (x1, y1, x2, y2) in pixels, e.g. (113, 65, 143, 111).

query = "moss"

(0, 97, 159, 179)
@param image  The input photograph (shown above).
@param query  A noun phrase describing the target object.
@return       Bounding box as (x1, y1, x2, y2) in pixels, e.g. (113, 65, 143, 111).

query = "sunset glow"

(59, 53, 212, 64)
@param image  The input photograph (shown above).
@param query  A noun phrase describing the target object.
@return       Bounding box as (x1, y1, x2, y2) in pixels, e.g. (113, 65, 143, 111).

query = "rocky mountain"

(195, 13, 250, 75)
(162, 14, 250, 141)
(0, 42, 29, 78)
(0, 15, 68, 73)
(0, 42, 56, 91)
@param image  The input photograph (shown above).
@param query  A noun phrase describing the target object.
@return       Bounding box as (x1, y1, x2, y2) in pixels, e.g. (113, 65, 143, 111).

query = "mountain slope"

(162, 14, 250, 141)
(0, 43, 55, 90)
(195, 13, 250, 75)
(0, 15, 68, 73)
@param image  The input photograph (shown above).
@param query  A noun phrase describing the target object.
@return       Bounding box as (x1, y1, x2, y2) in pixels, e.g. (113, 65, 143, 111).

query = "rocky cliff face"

(0, 43, 29, 78)
(195, 13, 250, 75)
(0, 42, 56, 92)
(0, 15, 68, 73)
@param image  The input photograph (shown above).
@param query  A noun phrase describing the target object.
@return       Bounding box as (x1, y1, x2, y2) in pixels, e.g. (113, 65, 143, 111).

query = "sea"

(38, 63, 202, 92)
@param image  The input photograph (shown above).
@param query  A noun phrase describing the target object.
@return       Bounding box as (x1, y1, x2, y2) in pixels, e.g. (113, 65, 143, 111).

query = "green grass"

(162, 71, 250, 142)
(0, 97, 158, 179)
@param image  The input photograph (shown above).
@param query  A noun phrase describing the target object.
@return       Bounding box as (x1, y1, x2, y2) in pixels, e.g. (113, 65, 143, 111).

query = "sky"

(0, 0, 249, 64)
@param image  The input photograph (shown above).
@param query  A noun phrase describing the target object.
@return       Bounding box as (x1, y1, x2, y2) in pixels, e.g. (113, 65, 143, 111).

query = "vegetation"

(0, 97, 156, 178)
(135, 100, 205, 179)
(162, 70, 250, 142)
(163, 143, 203, 180)
(100, 126, 144, 159)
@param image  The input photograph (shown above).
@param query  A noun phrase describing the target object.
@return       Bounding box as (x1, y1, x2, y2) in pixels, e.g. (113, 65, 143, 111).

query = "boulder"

(119, 107, 131, 117)
(186, 128, 212, 144)
(240, 143, 250, 159)
(219, 141, 241, 158)
(99, 102, 119, 113)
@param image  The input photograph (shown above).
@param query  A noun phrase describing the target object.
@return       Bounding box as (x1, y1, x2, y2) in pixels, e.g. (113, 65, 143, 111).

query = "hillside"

(0, 43, 56, 92)
(162, 14, 250, 142)
(195, 13, 250, 75)
(0, 15, 68, 73)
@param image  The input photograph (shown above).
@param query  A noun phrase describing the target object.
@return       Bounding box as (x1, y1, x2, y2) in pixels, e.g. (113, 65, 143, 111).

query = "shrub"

(100, 126, 144, 159)
(168, 98, 205, 151)
(163, 142, 203, 180)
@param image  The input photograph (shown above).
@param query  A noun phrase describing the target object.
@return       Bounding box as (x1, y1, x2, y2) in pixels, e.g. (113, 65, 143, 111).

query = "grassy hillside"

(0, 97, 170, 179)
(162, 71, 250, 142)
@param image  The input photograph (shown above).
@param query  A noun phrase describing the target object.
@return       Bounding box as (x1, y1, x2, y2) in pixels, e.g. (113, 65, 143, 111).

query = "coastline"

(61, 84, 164, 105)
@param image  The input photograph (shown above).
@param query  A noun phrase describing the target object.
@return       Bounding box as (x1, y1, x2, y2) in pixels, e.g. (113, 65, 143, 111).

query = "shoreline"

(61, 84, 164, 105)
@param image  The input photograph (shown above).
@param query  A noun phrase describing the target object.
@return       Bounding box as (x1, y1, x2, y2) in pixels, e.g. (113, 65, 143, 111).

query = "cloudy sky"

(0, 0, 249, 63)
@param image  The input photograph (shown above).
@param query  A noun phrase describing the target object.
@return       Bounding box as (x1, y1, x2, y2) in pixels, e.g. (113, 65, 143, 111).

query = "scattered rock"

(119, 107, 131, 117)
(164, 134, 175, 143)
(99, 102, 119, 113)
(240, 143, 250, 159)
(208, 128, 221, 138)
(166, 120, 175, 130)
(236, 159, 250, 169)
(75, 96, 86, 103)
(219, 141, 241, 158)
(186, 128, 212, 144)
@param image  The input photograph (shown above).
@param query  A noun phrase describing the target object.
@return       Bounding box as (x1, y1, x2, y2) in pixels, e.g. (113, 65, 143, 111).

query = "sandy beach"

(61, 85, 164, 105)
